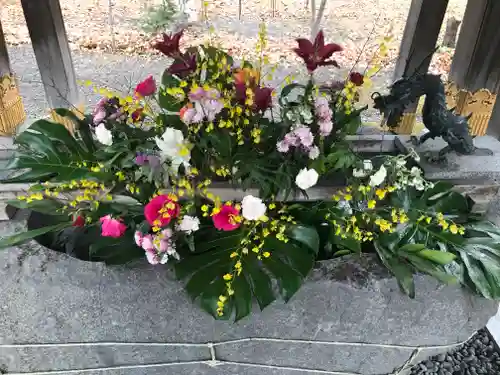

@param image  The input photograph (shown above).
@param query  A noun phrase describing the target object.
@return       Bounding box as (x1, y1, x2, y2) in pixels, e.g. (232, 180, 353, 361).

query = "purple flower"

(319, 120, 334, 136)
(294, 126, 314, 147)
(135, 153, 161, 169)
(276, 140, 290, 153)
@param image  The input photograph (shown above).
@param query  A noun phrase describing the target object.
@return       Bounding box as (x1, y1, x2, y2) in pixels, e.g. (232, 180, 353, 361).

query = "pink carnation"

(319, 120, 334, 136)
(294, 126, 314, 147)
(99, 215, 127, 238)
(144, 194, 180, 228)
(212, 204, 241, 231)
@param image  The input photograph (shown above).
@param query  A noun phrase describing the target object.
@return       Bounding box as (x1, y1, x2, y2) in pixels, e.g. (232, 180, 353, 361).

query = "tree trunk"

(443, 17, 461, 48)
(311, 0, 327, 40)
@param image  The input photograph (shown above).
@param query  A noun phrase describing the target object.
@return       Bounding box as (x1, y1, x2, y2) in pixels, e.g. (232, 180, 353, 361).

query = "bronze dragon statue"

(371, 73, 492, 163)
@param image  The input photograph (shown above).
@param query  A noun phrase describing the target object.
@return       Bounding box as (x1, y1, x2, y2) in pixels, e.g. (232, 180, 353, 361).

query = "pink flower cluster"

(314, 96, 334, 136)
(134, 229, 180, 265)
(180, 87, 224, 124)
(276, 126, 320, 160)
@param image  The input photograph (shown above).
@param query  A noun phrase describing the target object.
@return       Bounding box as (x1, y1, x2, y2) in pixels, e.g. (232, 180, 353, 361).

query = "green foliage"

(3, 120, 102, 183)
(175, 223, 319, 321)
(0, 221, 72, 250)
(139, 0, 178, 34)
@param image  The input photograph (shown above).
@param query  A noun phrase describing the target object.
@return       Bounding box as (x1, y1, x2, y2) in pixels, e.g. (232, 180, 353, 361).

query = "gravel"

(409, 329, 500, 375)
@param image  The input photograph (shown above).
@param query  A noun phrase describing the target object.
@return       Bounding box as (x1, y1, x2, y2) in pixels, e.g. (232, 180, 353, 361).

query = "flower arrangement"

(2, 27, 500, 320)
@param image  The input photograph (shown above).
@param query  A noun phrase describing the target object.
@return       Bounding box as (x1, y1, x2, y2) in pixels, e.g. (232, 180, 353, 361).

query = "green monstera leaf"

(2, 120, 105, 183)
(175, 223, 319, 321)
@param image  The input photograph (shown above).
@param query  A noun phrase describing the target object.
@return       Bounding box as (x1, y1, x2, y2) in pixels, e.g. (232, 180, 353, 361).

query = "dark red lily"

(253, 86, 273, 112)
(154, 29, 184, 57)
(349, 72, 364, 86)
(168, 53, 197, 77)
(294, 30, 343, 73)
(234, 83, 273, 113)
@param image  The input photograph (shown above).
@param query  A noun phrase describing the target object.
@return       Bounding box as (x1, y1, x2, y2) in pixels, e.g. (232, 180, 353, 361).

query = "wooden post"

(0, 20, 11, 77)
(20, 0, 82, 128)
(391, 0, 449, 134)
(449, 0, 500, 136)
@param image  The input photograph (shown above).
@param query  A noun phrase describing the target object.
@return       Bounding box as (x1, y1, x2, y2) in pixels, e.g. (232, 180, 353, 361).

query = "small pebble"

(407, 329, 500, 375)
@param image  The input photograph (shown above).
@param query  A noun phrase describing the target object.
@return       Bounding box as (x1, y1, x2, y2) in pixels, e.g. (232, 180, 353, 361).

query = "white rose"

(308, 146, 320, 160)
(295, 168, 319, 190)
(369, 165, 387, 187)
(241, 195, 267, 221)
(177, 215, 200, 234)
(155, 127, 191, 172)
(95, 123, 113, 146)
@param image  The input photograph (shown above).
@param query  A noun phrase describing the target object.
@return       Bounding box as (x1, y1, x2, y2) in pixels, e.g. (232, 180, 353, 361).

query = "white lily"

(155, 127, 191, 173)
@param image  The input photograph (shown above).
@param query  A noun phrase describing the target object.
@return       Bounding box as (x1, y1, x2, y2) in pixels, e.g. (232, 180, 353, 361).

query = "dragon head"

(372, 73, 444, 128)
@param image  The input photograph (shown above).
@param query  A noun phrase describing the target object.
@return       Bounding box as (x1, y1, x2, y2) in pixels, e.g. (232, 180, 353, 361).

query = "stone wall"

(0, 219, 497, 375)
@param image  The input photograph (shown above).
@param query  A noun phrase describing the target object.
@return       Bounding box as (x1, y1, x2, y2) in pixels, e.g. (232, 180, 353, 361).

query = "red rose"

(72, 215, 85, 227)
(349, 72, 364, 86)
(135, 75, 157, 98)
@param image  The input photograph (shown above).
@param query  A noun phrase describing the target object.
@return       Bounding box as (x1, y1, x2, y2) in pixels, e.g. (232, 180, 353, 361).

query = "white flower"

(353, 159, 373, 178)
(95, 123, 113, 146)
(241, 195, 267, 221)
(413, 178, 425, 191)
(155, 127, 191, 172)
(177, 215, 200, 234)
(337, 200, 353, 215)
(410, 166, 421, 176)
(369, 165, 387, 187)
(396, 159, 406, 168)
(295, 168, 319, 190)
(308, 146, 320, 160)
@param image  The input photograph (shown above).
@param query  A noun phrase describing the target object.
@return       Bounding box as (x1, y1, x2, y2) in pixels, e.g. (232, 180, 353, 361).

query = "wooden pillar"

(449, 0, 500, 137)
(391, 0, 449, 134)
(0, 20, 11, 76)
(20, 0, 82, 128)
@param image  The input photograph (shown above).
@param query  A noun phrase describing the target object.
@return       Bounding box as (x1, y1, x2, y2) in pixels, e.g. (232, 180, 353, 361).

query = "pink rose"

(135, 75, 157, 98)
(99, 215, 127, 238)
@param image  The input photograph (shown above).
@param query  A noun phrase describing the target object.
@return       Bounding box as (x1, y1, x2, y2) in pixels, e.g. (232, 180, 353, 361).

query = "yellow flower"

(223, 274, 233, 281)
(230, 252, 238, 258)
(234, 261, 242, 269)
(344, 194, 352, 201)
(263, 252, 271, 258)
(375, 189, 387, 200)
(333, 195, 341, 202)
(449, 224, 458, 234)
(367, 200, 376, 209)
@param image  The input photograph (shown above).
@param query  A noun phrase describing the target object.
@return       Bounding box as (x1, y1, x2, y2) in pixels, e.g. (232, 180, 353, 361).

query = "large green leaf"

(287, 225, 320, 255)
(417, 249, 456, 265)
(3, 119, 102, 183)
(374, 240, 415, 298)
(0, 221, 72, 250)
(175, 220, 317, 320)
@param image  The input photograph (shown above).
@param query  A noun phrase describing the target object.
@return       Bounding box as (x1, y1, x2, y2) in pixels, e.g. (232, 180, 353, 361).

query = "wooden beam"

(20, 0, 80, 110)
(450, 0, 500, 93)
(0, 19, 11, 77)
(394, 0, 449, 81)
